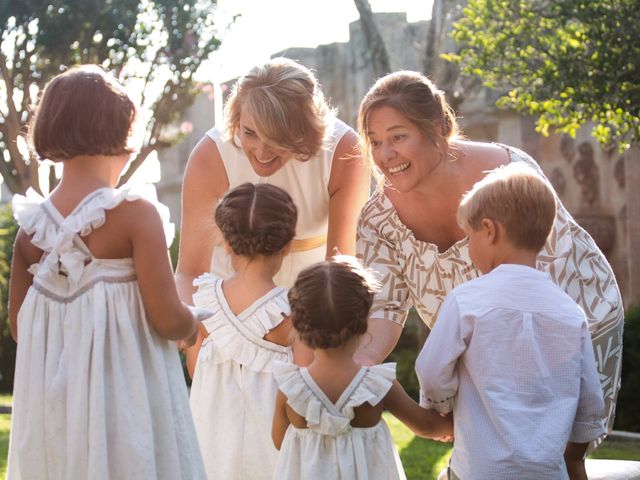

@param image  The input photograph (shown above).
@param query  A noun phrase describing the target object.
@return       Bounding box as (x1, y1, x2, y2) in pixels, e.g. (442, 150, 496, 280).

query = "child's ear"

(481, 218, 499, 245)
(222, 240, 233, 255)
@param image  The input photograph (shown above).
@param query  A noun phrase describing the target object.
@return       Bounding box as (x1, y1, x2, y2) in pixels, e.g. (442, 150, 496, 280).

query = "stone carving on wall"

(571, 141, 616, 256)
(560, 134, 576, 163)
(549, 168, 566, 196)
(614, 155, 626, 189)
(573, 142, 599, 206)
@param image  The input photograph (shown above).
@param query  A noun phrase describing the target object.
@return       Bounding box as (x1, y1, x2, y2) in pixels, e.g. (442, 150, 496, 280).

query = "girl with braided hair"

(271, 255, 453, 480)
(188, 182, 298, 480)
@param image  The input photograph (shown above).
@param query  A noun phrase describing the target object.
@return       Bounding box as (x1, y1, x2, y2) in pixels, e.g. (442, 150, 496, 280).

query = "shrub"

(614, 306, 640, 432)
(0, 204, 17, 392)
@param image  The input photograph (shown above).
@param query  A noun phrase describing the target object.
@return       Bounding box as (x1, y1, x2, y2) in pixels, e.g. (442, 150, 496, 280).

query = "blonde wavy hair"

(357, 71, 460, 187)
(225, 57, 333, 161)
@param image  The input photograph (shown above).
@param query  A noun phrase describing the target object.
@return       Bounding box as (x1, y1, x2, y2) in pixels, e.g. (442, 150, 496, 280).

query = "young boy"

(416, 163, 605, 480)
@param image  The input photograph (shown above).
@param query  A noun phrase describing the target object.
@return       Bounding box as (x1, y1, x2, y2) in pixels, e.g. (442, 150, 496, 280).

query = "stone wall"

(158, 12, 630, 302)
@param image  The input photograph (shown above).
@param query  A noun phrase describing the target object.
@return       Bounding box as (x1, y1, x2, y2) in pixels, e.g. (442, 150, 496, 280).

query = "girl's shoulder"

(273, 362, 396, 422)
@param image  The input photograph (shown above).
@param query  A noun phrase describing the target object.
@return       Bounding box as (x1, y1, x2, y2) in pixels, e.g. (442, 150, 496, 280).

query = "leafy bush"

(0, 204, 18, 392)
(614, 306, 640, 432)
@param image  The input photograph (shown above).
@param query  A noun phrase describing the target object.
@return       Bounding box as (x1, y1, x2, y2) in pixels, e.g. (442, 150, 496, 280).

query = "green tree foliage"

(0, 205, 17, 391)
(0, 0, 220, 194)
(446, 0, 640, 150)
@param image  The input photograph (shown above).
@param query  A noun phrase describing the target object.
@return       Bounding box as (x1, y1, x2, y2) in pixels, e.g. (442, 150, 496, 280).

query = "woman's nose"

(255, 140, 272, 160)
(381, 142, 396, 162)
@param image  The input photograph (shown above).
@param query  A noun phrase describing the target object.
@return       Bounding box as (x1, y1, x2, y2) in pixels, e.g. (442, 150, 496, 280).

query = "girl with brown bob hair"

(354, 70, 624, 466)
(8, 65, 206, 479)
(189, 183, 300, 480)
(30, 64, 137, 161)
(270, 255, 453, 479)
(176, 57, 370, 329)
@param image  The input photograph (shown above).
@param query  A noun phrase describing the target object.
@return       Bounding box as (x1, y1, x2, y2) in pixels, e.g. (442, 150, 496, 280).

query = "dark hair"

(29, 64, 137, 162)
(215, 183, 297, 257)
(288, 256, 380, 349)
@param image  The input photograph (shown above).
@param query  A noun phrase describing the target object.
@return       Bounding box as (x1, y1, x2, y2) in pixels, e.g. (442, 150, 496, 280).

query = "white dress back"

(190, 274, 292, 480)
(273, 362, 407, 480)
(7, 185, 205, 480)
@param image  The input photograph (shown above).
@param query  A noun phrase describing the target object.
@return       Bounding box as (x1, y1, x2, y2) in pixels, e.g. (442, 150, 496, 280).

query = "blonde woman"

(355, 70, 623, 460)
(177, 58, 370, 376)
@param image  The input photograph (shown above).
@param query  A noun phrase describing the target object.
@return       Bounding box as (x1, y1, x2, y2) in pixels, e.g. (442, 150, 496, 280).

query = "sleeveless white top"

(206, 116, 351, 287)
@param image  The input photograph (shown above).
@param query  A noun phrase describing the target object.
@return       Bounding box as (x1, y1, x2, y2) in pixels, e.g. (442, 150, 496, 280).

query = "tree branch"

(354, 0, 391, 78)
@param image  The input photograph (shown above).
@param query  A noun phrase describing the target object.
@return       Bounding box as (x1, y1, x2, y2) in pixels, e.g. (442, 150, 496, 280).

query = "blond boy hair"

(457, 163, 557, 252)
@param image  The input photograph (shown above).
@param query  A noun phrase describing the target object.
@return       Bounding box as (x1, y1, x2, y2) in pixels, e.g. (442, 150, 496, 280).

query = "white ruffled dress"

(273, 362, 406, 480)
(190, 274, 292, 480)
(7, 185, 206, 480)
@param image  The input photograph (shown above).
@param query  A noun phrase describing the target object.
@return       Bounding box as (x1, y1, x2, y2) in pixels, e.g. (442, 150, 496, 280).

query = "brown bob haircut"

(29, 65, 137, 162)
(457, 163, 557, 253)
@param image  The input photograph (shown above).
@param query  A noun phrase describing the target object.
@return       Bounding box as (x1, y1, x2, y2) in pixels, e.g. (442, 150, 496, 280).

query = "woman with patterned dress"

(354, 71, 623, 459)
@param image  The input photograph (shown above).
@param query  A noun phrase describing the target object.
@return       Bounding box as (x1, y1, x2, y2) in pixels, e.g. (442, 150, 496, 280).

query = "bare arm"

(564, 442, 588, 480)
(184, 323, 208, 377)
(354, 318, 403, 366)
(176, 136, 229, 376)
(326, 129, 371, 256)
(131, 200, 197, 341)
(384, 380, 453, 439)
(272, 390, 291, 450)
(8, 230, 37, 342)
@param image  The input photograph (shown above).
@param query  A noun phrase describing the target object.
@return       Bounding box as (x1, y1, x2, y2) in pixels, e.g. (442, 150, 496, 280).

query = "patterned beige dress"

(356, 144, 623, 446)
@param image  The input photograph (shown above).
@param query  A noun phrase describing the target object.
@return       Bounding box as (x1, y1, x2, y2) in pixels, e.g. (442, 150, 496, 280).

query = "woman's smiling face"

(366, 105, 441, 193)
(239, 107, 295, 177)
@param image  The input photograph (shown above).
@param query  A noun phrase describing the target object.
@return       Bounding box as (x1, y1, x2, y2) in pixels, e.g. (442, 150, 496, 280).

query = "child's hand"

(432, 412, 454, 441)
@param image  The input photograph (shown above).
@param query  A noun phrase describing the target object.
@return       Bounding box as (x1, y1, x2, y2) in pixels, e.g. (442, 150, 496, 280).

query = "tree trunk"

(354, 0, 391, 79)
(625, 147, 640, 307)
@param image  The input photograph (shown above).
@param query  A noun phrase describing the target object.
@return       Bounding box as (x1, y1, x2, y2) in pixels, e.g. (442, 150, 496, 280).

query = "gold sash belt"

(291, 234, 327, 252)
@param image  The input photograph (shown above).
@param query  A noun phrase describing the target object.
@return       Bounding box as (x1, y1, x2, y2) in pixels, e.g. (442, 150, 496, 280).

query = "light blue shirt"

(416, 263, 605, 480)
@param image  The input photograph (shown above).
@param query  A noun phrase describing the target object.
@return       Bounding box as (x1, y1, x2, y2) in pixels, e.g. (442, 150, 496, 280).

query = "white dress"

(206, 116, 351, 287)
(273, 362, 406, 480)
(7, 185, 206, 480)
(190, 274, 292, 480)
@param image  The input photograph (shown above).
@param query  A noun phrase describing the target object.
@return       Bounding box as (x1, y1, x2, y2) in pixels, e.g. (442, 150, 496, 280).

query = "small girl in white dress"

(272, 255, 453, 479)
(189, 182, 298, 480)
(7, 65, 206, 479)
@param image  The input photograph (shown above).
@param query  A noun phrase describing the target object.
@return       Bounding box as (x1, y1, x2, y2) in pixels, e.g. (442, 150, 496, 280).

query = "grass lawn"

(0, 413, 9, 479)
(0, 401, 638, 479)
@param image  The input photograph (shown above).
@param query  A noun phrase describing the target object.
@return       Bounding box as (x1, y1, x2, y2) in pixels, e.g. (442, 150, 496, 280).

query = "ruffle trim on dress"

(273, 362, 396, 436)
(12, 184, 174, 286)
(193, 274, 292, 372)
(12, 183, 175, 251)
(12, 188, 58, 253)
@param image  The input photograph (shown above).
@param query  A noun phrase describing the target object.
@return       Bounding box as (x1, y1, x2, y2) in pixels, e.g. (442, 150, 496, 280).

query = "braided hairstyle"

(215, 183, 297, 258)
(288, 255, 380, 349)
